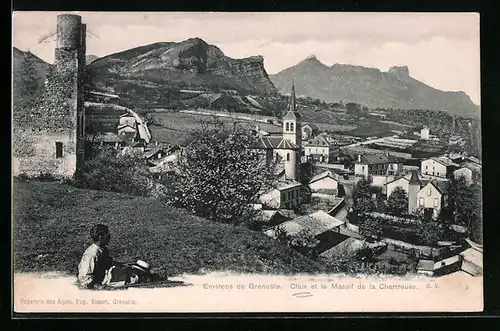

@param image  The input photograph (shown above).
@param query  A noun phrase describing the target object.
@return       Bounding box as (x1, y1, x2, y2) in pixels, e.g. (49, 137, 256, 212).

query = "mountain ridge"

(270, 56, 479, 117)
(87, 38, 277, 97)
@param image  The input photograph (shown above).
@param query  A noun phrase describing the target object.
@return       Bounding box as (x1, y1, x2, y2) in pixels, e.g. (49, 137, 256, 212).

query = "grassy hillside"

(12, 47, 51, 106)
(13, 179, 325, 278)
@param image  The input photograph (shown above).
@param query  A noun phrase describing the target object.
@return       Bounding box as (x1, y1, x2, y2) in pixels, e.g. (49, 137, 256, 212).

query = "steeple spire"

(288, 78, 296, 112)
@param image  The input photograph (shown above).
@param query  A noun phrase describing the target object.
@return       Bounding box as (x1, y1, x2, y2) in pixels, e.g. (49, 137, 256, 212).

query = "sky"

(12, 12, 481, 104)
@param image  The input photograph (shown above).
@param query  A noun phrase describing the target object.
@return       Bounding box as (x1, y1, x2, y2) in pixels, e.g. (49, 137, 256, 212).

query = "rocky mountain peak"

(388, 65, 410, 78)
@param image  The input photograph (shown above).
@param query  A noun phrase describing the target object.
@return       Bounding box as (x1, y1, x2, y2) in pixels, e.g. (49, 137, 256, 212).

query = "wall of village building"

(370, 174, 396, 187)
(309, 176, 338, 192)
(386, 177, 409, 198)
(415, 182, 443, 219)
(259, 185, 301, 209)
(13, 14, 86, 179)
(13, 129, 79, 177)
(274, 148, 299, 180)
(421, 159, 447, 178)
(453, 168, 473, 184)
(354, 163, 369, 177)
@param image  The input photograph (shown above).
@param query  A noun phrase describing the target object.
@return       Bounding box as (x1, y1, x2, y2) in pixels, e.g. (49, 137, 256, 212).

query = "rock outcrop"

(87, 38, 277, 96)
(270, 57, 480, 118)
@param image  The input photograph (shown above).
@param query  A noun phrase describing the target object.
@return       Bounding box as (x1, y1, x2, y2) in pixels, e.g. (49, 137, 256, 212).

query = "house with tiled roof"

(265, 210, 344, 239)
(304, 134, 340, 163)
(259, 180, 303, 210)
(412, 178, 450, 220)
(354, 153, 403, 186)
(301, 123, 320, 140)
(453, 162, 482, 184)
(421, 156, 460, 179)
(309, 171, 339, 192)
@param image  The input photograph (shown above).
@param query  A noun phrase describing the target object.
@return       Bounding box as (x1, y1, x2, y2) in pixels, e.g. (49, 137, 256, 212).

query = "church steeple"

(288, 78, 296, 112)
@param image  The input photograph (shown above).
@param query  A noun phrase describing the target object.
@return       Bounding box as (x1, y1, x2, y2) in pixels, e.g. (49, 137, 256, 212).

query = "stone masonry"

(13, 14, 86, 178)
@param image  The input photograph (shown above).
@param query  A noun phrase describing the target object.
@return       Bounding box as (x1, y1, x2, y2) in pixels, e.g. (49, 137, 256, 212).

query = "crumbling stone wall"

(13, 14, 86, 179)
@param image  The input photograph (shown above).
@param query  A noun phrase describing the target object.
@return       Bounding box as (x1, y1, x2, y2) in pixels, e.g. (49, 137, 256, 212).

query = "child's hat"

(131, 260, 151, 273)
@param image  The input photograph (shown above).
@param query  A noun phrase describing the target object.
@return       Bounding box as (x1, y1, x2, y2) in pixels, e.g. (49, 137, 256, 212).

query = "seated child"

(77, 224, 155, 289)
(77, 224, 120, 289)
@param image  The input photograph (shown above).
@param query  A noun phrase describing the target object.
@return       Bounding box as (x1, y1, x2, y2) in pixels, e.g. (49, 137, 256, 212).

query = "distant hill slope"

(12, 47, 52, 105)
(85, 54, 99, 64)
(86, 38, 277, 103)
(13, 179, 324, 277)
(270, 55, 480, 118)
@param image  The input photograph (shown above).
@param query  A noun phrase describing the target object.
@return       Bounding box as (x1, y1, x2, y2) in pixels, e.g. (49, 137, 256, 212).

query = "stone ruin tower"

(13, 14, 86, 179)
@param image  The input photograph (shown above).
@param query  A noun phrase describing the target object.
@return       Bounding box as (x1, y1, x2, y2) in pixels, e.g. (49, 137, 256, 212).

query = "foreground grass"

(13, 179, 325, 278)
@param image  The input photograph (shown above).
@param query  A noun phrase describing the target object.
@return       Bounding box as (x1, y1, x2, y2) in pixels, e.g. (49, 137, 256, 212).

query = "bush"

(74, 147, 153, 197)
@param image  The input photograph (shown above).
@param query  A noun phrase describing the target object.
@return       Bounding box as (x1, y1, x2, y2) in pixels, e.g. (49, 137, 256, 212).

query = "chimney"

(358, 155, 361, 163)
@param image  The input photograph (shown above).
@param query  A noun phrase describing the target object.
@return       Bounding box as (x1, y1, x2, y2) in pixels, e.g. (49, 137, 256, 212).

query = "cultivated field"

(148, 110, 283, 144)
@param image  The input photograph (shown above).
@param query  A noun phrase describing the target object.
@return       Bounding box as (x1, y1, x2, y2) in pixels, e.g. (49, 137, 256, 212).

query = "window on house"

(55, 142, 63, 158)
(286, 153, 290, 161)
(286, 123, 290, 131)
(290, 122, 294, 131)
(426, 165, 428, 170)
(434, 198, 439, 207)
(419, 197, 424, 206)
(427, 188, 432, 196)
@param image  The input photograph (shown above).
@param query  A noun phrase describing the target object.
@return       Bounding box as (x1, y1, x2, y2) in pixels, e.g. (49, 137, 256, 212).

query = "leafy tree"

(352, 179, 376, 214)
(74, 147, 153, 196)
(161, 120, 278, 225)
(387, 187, 409, 216)
(418, 219, 445, 246)
(358, 214, 384, 239)
(275, 226, 318, 258)
(448, 176, 481, 231)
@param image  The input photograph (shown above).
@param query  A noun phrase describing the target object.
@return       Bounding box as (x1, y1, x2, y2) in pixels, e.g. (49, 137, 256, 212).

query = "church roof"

(283, 111, 302, 120)
(255, 136, 299, 150)
(276, 138, 298, 150)
(409, 170, 421, 185)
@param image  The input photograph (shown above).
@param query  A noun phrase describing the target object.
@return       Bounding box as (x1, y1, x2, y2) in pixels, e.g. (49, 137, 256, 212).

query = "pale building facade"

(309, 171, 339, 192)
(259, 181, 302, 209)
(415, 182, 445, 219)
(421, 157, 459, 179)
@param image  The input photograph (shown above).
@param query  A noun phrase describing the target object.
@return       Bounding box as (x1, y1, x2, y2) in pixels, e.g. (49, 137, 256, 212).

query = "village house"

(303, 134, 340, 163)
(413, 179, 449, 220)
(448, 135, 465, 146)
(253, 209, 294, 228)
(95, 132, 127, 149)
(354, 153, 403, 186)
(453, 162, 482, 184)
(143, 144, 181, 166)
(459, 239, 483, 276)
(264, 210, 345, 254)
(385, 174, 412, 198)
(301, 123, 320, 141)
(421, 156, 459, 179)
(259, 180, 302, 209)
(420, 126, 430, 140)
(309, 171, 339, 193)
